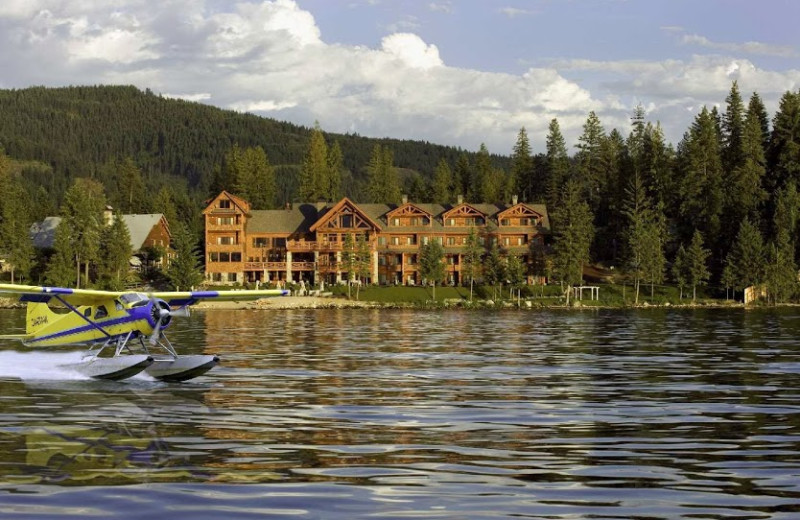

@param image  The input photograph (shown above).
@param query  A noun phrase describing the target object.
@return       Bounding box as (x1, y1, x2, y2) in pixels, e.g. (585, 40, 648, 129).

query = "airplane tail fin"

(26, 303, 55, 336)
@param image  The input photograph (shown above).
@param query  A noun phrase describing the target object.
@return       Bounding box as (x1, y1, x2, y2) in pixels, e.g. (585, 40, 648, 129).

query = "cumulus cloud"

(0, 0, 798, 154)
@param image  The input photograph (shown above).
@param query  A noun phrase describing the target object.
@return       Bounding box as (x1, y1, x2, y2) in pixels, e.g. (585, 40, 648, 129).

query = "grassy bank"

(323, 283, 739, 308)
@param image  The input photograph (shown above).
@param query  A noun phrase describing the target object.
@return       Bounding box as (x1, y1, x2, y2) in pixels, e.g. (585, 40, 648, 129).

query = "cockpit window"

(95, 305, 108, 319)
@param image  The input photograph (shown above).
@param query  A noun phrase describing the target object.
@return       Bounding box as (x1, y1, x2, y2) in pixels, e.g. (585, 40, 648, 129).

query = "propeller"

(148, 299, 190, 346)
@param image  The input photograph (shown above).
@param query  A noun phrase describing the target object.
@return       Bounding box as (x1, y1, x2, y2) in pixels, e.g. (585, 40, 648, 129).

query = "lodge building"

(203, 191, 550, 286)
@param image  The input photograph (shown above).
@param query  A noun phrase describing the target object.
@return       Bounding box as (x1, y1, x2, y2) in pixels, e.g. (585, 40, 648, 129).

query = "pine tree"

(61, 178, 106, 288)
(672, 245, 689, 300)
(462, 226, 482, 301)
(575, 111, 607, 209)
(483, 241, 506, 300)
(727, 218, 766, 291)
(678, 106, 724, 245)
(114, 157, 146, 213)
(0, 179, 34, 283)
(355, 232, 372, 299)
(722, 81, 746, 174)
(748, 92, 771, 153)
(453, 154, 471, 200)
(326, 141, 344, 201)
(419, 239, 446, 300)
(366, 145, 401, 203)
(45, 224, 77, 287)
(686, 230, 711, 301)
(299, 123, 328, 201)
(768, 90, 800, 191)
(506, 254, 524, 301)
(473, 143, 492, 202)
(545, 118, 570, 210)
(431, 158, 453, 204)
(342, 232, 356, 299)
(243, 146, 276, 209)
(764, 228, 796, 304)
(98, 211, 132, 290)
(510, 127, 533, 201)
(166, 222, 204, 291)
(551, 180, 594, 304)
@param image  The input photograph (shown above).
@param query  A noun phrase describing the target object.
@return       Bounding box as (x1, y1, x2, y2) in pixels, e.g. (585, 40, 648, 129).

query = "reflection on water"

(1, 307, 800, 518)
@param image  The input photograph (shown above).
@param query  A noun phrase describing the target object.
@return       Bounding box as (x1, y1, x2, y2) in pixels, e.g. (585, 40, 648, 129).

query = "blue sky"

(1, 0, 798, 154)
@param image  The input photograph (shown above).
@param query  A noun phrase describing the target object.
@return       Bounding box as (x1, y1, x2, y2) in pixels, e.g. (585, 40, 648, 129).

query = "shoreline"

(0, 295, 760, 311)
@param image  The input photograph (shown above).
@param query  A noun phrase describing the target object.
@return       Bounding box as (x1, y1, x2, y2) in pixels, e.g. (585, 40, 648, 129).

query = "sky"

(1, 0, 798, 155)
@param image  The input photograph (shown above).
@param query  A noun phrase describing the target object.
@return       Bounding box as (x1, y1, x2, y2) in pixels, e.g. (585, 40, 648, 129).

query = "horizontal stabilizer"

(0, 333, 34, 341)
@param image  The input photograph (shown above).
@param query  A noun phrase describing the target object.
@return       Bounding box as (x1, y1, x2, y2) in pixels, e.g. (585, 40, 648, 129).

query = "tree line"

(2, 83, 800, 301)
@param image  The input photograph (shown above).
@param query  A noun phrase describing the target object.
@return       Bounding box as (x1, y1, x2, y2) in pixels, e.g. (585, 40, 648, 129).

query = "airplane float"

(0, 284, 288, 382)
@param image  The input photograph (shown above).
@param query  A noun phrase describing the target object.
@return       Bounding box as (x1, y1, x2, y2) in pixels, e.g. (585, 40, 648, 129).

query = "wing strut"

(55, 295, 112, 340)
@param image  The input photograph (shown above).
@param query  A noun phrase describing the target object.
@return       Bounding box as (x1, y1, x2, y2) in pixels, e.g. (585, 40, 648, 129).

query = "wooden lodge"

(203, 191, 550, 286)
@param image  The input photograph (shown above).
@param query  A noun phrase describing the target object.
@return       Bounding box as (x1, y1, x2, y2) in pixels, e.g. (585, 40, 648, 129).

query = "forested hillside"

(2, 83, 800, 303)
(0, 85, 496, 212)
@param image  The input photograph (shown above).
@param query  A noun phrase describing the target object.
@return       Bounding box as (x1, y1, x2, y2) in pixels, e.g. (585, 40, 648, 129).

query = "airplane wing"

(147, 289, 289, 307)
(0, 284, 122, 306)
(0, 284, 288, 308)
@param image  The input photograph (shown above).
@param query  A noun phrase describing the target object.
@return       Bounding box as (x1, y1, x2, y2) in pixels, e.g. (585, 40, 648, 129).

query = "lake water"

(1, 307, 800, 519)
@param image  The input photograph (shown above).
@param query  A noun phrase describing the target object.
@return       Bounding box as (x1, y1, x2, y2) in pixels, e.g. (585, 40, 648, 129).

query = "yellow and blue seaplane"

(0, 284, 288, 382)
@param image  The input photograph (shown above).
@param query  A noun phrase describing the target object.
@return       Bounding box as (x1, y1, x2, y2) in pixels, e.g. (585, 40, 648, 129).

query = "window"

(378, 237, 386, 246)
(519, 218, 529, 226)
(447, 237, 456, 246)
(501, 219, 510, 226)
(253, 237, 269, 247)
(219, 200, 231, 209)
(220, 252, 231, 262)
(227, 273, 238, 282)
(341, 215, 353, 228)
(212, 273, 223, 282)
(274, 238, 287, 248)
(503, 237, 510, 246)
(422, 217, 430, 225)
(218, 217, 234, 225)
(392, 237, 400, 245)
(392, 218, 400, 226)
(231, 253, 242, 262)
(95, 306, 108, 319)
(209, 252, 219, 262)
(447, 218, 455, 226)
(218, 236, 234, 245)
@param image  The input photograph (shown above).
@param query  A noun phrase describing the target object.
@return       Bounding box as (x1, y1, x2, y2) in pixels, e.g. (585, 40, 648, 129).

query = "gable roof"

(309, 198, 383, 232)
(29, 214, 169, 250)
(203, 190, 250, 215)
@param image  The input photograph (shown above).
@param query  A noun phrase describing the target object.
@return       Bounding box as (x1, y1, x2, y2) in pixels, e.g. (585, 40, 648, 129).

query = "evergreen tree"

(98, 211, 132, 290)
(575, 111, 607, 209)
(355, 232, 372, 299)
(748, 91, 771, 153)
(722, 81, 746, 174)
(462, 226, 482, 301)
(506, 254, 524, 300)
(154, 186, 180, 230)
(483, 241, 506, 300)
(672, 245, 689, 300)
(61, 178, 106, 288)
(366, 145, 401, 203)
(453, 153, 471, 200)
(545, 118, 570, 210)
(510, 127, 533, 201)
(166, 222, 203, 291)
(472, 143, 492, 202)
(551, 179, 594, 304)
(768, 90, 800, 191)
(685, 230, 711, 301)
(0, 179, 34, 283)
(326, 141, 344, 201)
(299, 123, 328, 201)
(342, 232, 356, 299)
(728, 107, 768, 224)
(431, 158, 453, 204)
(622, 173, 664, 303)
(45, 224, 77, 287)
(726, 218, 766, 291)
(419, 239, 445, 300)
(114, 157, 146, 213)
(678, 106, 724, 245)
(764, 228, 796, 304)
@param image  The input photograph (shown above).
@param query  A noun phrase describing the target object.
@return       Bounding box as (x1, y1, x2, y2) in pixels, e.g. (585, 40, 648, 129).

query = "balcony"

(287, 240, 317, 251)
(244, 261, 286, 271)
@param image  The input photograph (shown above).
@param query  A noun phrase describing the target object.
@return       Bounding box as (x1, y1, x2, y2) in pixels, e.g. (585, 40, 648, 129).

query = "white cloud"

(680, 33, 798, 58)
(1, 0, 799, 155)
(498, 7, 535, 18)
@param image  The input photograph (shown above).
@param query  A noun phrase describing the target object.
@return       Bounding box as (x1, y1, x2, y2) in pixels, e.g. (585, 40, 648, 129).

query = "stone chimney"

(401, 194, 408, 205)
(512, 194, 518, 205)
(457, 194, 463, 204)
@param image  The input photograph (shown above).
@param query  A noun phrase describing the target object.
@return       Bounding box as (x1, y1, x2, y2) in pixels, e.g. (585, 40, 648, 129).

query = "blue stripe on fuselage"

(26, 306, 156, 345)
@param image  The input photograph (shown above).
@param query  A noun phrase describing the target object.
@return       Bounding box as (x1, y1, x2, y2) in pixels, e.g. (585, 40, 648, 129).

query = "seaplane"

(0, 284, 288, 382)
